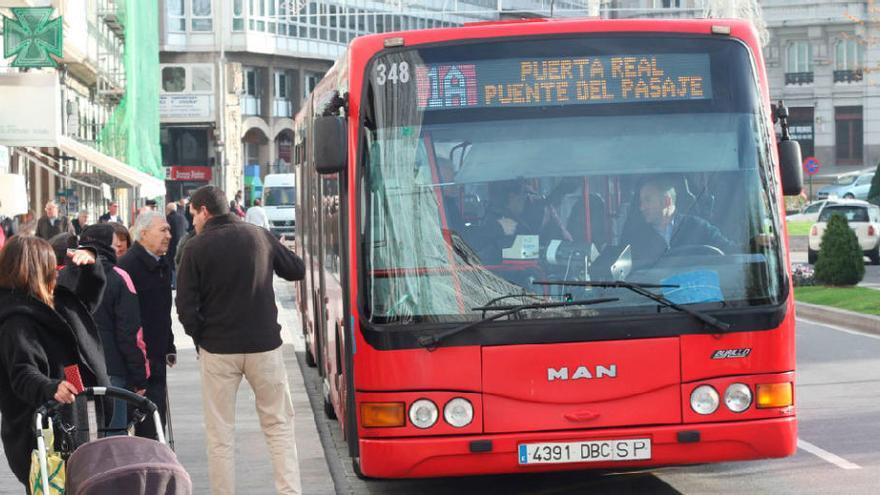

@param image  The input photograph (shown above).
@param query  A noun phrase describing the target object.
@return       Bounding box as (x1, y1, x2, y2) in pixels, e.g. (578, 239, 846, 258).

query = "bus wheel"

(352, 457, 371, 480)
(324, 394, 337, 419)
(305, 332, 317, 367)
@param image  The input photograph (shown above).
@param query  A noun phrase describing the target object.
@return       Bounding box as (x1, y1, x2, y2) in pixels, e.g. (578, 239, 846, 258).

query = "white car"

(262, 173, 296, 238)
(808, 200, 880, 265)
(786, 199, 839, 223)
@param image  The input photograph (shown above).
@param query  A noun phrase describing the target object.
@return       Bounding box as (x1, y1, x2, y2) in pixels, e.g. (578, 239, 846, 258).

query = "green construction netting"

(97, 0, 162, 181)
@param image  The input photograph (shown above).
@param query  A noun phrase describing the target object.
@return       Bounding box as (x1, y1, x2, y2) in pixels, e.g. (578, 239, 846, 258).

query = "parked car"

(816, 172, 875, 200)
(808, 200, 880, 264)
(786, 199, 839, 222)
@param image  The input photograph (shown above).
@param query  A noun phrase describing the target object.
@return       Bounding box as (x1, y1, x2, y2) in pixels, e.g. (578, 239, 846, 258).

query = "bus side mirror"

(314, 116, 347, 175)
(779, 140, 803, 196)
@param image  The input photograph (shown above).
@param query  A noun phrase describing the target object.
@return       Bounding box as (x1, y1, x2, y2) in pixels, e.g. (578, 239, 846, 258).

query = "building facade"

(762, 0, 879, 178)
(1, 0, 163, 225)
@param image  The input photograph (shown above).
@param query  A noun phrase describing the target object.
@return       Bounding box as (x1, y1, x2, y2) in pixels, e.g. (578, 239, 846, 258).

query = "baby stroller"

(34, 386, 192, 495)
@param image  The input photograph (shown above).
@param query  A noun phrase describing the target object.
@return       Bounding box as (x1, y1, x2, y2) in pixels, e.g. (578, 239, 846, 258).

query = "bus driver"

(621, 178, 734, 267)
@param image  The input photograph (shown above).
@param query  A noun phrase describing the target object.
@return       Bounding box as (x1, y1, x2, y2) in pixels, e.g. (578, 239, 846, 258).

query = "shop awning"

(57, 136, 165, 198)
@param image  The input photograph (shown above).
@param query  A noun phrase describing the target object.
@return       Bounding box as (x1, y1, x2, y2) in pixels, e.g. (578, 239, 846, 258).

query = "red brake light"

(870, 225, 876, 236)
(810, 226, 818, 236)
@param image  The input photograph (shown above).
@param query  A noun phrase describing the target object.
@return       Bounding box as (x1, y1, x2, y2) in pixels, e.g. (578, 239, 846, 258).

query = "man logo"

(547, 365, 617, 381)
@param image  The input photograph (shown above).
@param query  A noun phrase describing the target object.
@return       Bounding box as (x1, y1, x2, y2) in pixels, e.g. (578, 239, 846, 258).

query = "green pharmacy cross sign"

(3, 8, 63, 68)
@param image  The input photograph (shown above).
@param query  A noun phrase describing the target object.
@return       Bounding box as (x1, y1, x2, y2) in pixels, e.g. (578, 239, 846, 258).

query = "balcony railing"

(785, 72, 814, 85)
(241, 96, 261, 116)
(273, 99, 293, 118)
(834, 69, 863, 83)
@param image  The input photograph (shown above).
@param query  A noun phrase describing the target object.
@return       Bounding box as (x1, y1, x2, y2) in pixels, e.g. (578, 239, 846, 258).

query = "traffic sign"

(803, 156, 820, 176)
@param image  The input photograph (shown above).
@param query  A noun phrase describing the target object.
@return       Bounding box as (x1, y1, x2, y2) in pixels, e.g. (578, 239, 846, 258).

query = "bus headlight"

(724, 383, 752, 413)
(690, 385, 719, 415)
(443, 398, 474, 428)
(409, 399, 438, 429)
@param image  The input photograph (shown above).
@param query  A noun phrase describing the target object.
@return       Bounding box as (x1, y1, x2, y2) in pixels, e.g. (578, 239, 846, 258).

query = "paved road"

(309, 317, 880, 494)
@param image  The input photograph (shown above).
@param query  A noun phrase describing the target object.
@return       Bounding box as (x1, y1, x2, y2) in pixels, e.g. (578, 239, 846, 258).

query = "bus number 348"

(375, 62, 411, 85)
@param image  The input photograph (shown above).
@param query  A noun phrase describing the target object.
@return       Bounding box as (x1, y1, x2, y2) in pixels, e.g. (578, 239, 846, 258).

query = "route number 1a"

(375, 62, 410, 85)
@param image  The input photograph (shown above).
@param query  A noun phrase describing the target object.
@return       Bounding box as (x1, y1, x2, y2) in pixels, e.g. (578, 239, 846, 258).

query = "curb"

(796, 301, 880, 336)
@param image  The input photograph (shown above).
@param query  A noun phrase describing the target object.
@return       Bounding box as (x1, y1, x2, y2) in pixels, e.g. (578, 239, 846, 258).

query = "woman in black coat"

(0, 235, 110, 489)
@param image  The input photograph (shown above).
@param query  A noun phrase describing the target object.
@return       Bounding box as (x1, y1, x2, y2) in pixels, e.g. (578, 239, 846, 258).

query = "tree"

(868, 160, 880, 204)
(814, 214, 865, 286)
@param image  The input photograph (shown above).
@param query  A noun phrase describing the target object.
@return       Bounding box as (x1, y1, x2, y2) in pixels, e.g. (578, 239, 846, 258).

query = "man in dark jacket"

(165, 202, 188, 289)
(118, 210, 175, 441)
(0, 245, 109, 486)
(36, 200, 75, 239)
(63, 224, 150, 434)
(621, 178, 735, 268)
(176, 185, 304, 495)
(99, 201, 123, 224)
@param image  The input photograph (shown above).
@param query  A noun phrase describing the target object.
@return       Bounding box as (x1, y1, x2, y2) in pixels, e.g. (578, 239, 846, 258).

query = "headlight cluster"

(408, 397, 474, 429)
(689, 383, 753, 415)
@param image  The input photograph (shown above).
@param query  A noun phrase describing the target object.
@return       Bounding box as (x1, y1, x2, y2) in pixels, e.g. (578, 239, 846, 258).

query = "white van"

(262, 173, 296, 238)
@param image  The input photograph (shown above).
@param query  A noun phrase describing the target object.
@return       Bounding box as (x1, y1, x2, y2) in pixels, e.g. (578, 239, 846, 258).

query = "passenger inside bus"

(541, 180, 608, 249)
(619, 177, 735, 269)
(473, 180, 544, 265)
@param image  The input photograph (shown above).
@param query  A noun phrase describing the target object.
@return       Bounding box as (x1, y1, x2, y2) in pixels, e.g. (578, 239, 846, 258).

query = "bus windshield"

(362, 35, 785, 325)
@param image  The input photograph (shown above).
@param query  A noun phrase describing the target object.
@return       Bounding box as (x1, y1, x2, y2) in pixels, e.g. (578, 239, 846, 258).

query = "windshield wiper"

(533, 280, 731, 331)
(476, 293, 546, 316)
(417, 297, 618, 349)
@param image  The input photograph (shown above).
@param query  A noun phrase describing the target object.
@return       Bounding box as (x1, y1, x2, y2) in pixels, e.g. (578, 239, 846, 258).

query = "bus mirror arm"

(775, 100, 803, 196)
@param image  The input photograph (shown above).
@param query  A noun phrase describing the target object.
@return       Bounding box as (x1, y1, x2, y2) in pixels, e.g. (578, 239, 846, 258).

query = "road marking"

(797, 317, 880, 341)
(797, 439, 861, 470)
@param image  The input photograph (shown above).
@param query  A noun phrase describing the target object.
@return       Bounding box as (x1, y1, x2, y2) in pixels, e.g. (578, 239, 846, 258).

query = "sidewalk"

(0, 279, 334, 495)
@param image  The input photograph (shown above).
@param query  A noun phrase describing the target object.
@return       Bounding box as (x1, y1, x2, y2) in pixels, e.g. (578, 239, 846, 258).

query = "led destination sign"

(382, 53, 713, 110)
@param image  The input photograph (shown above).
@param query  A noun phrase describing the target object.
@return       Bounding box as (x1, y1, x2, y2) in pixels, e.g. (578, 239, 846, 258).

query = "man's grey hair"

(166, 202, 177, 214)
(132, 210, 167, 242)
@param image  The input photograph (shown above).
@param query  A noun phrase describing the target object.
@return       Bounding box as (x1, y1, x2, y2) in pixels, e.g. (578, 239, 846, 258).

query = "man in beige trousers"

(176, 185, 305, 494)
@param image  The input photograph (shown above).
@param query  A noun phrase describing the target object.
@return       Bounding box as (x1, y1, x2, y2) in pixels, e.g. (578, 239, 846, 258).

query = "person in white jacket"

(245, 198, 270, 230)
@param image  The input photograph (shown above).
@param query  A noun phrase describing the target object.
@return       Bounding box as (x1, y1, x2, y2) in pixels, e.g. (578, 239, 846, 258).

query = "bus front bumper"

(358, 416, 796, 478)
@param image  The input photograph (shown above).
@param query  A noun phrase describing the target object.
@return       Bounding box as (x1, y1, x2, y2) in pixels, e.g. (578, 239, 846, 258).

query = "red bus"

(294, 17, 804, 478)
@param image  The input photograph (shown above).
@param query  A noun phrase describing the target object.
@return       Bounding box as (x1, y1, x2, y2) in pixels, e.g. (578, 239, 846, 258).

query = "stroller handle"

(35, 386, 158, 430)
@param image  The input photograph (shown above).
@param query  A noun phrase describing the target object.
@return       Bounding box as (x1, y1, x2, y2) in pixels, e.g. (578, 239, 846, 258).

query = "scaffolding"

(97, 0, 162, 181)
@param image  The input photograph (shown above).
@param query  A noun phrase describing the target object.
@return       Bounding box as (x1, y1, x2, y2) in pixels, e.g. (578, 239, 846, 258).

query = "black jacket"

(0, 263, 110, 484)
(166, 211, 188, 267)
(176, 214, 305, 354)
(118, 243, 176, 361)
(98, 213, 123, 224)
(35, 215, 74, 240)
(61, 247, 149, 388)
(621, 213, 736, 267)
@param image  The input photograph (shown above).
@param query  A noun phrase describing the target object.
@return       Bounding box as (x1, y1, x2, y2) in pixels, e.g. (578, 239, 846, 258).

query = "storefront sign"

(0, 72, 60, 146)
(165, 166, 212, 182)
(159, 94, 214, 122)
